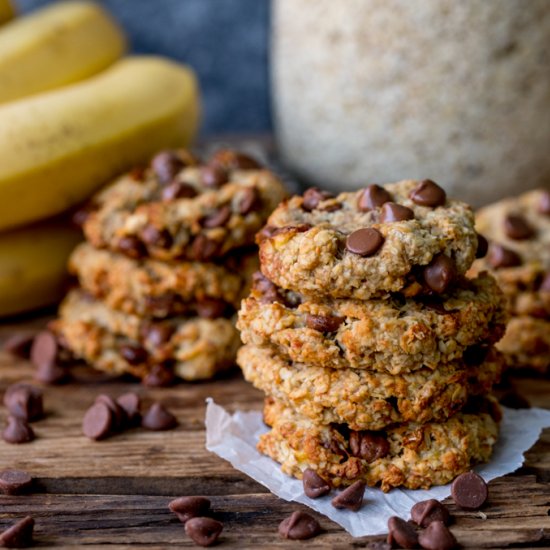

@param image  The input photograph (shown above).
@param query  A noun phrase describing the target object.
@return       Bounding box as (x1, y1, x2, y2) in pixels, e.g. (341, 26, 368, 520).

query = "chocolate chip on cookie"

(305, 313, 344, 333)
(349, 431, 389, 462)
(120, 344, 148, 366)
(238, 187, 259, 215)
(200, 165, 228, 188)
(210, 149, 261, 171)
(503, 214, 535, 240)
(201, 205, 232, 228)
(140, 226, 173, 249)
(161, 181, 198, 201)
(358, 184, 392, 211)
(196, 298, 228, 319)
(487, 244, 522, 269)
(151, 151, 185, 184)
(538, 190, 550, 215)
(117, 235, 146, 259)
(380, 202, 414, 222)
(410, 179, 446, 207)
(346, 228, 384, 256)
(423, 254, 456, 294)
(191, 234, 219, 261)
(302, 187, 334, 211)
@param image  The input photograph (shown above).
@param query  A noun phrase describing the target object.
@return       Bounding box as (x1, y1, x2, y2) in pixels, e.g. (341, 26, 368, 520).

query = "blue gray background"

(16, 0, 272, 135)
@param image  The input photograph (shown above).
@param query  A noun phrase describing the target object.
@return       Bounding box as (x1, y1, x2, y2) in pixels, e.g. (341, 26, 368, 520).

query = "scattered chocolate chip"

(82, 402, 113, 440)
(487, 244, 522, 269)
(302, 468, 331, 499)
(191, 234, 219, 261)
(463, 345, 489, 367)
(201, 165, 228, 188)
(201, 205, 232, 229)
(169, 496, 211, 523)
(423, 254, 456, 294)
(141, 403, 178, 431)
(538, 190, 550, 215)
(499, 391, 530, 409)
(2, 416, 34, 444)
(210, 149, 261, 171)
(411, 499, 450, 527)
(418, 520, 457, 550)
(349, 431, 390, 462)
(120, 344, 148, 366)
(117, 236, 146, 259)
(387, 516, 418, 549)
(141, 322, 175, 347)
(34, 362, 67, 385)
(238, 187, 259, 215)
(358, 184, 392, 211)
(475, 233, 489, 258)
(95, 394, 127, 431)
(302, 187, 334, 211)
(410, 179, 446, 207)
(331, 480, 366, 511)
(0, 470, 33, 495)
(346, 228, 384, 256)
(305, 313, 344, 333)
(279, 511, 321, 540)
(196, 298, 227, 319)
(451, 471, 488, 510)
(380, 202, 415, 222)
(142, 365, 175, 388)
(3, 384, 43, 422)
(2, 332, 37, 359)
(185, 516, 223, 547)
(504, 214, 535, 240)
(140, 226, 173, 249)
(116, 392, 141, 425)
(539, 272, 550, 292)
(0, 516, 34, 548)
(151, 151, 184, 184)
(30, 331, 58, 370)
(161, 181, 198, 201)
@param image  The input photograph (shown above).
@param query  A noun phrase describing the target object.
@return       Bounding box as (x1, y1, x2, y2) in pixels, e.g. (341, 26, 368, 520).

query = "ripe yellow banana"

(0, 219, 82, 317)
(0, 56, 201, 231)
(0, 0, 15, 25)
(0, 0, 125, 104)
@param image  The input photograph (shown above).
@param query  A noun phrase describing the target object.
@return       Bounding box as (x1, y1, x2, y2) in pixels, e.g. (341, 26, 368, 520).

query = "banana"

(0, 56, 201, 231)
(0, 0, 15, 25)
(0, 219, 82, 317)
(0, 0, 125, 104)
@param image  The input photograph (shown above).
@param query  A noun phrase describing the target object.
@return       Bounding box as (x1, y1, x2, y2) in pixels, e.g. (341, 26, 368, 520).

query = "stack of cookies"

(52, 148, 287, 384)
(237, 179, 508, 491)
(472, 189, 550, 374)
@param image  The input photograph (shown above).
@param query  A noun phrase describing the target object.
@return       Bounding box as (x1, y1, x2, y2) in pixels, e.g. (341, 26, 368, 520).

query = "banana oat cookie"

(258, 180, 480, 299)
(82, 148, 287, 262)
(52, 289, 239, 381)
(259, 397, 500, 491)
(70, 242, 258, 318)
(237, 272, 507, 374)
(237, 345, 502, 431)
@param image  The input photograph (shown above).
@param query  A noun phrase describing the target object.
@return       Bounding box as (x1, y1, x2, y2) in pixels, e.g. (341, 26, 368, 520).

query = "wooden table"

(0, 317, 549, 549)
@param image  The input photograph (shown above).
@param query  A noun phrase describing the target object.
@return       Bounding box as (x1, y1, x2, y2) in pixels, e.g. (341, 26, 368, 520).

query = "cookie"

(69, 242, 258, 318)
(52, 290, 239, 381)
(82, 148, 287, 262)
(237, 272, 507, 374)
(237, 345, 502, 431)
(258, 180, 480, 299)
(259, 396, 500, 492)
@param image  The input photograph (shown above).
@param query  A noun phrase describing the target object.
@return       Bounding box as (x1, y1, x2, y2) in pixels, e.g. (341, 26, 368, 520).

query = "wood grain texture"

(0, 326, 549, 548)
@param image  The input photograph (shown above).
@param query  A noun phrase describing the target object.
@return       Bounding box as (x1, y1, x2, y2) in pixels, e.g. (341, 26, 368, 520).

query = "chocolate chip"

(3, 384, 43, 422)
(346, 228, 384, 256)
(475, 233, 489, 258)
(191, 234, 219, 262)
(82, 402, 113, 440)
(200, 165, 228, 188)
(410, 179, 446, 207)
(117, 236, 146, 259)
(2, 332, 37, 359)
(358, 184, 392, 211)
(71, 205, 93, 227)
(0, 516, 34, 548)
(538, 190, 550, 215)
(151, 151, 185, 184)
(418, 520, 457, 550)
(185, 516, 223, 547)
(2, 416, 34, 445)
(331, 480, 366, 511)
(201, 205, 232, 229)
(34, 362, 68, 385)
(141, 322, 175, 347)
(161, 181, 198, 201)
(305, 313, 344, 333)
(349, 431, 390, 462)
(451, 471, 488, 510)
(144, 294, 177, 317)
(140, 226, 173, 249)
(499, 391, 530, 409)
(380, 202, 415, 222)
(196, 298, 227, 319)
(169, 496, 211, 523)
(30, 331, 58, 369)
(116, 392, 141, 425)
(142, 365, 175, 388)
(141, 403, 178, 430)
(387, 516, 419, 549)
(120, 344, 148, 366)
(504, 214, 535, 240)
(210, 149, 261, 171)
(252, 271, 285, 304)
(95, 394, 127, 431)
(487, 244, 522, 269)
(0, 470, 33, 495)
(302, 468, 331, 499)
(302, 187, 334, 211)
(423, 254, 456, 294)
(279, 511, 321, 540)
(238, 187, 259, 215)
(411, 499, 450, 528)
(539, 272, 550, 292)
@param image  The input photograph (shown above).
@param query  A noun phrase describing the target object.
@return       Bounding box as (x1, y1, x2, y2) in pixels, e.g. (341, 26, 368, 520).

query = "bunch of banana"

(0, 2, 200, 316)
